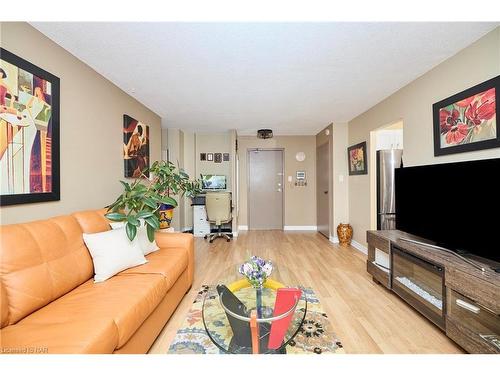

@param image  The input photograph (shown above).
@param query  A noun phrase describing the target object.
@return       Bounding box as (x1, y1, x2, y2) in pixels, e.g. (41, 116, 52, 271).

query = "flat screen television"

(395, 157, 500, 263)
(201, 174, 227, 190)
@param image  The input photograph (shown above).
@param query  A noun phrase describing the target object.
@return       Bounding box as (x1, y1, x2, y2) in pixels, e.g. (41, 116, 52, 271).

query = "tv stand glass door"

(391, 245, 446, 330)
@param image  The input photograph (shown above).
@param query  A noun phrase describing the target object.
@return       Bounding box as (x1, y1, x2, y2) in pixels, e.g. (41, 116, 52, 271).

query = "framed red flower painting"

(433, 75, 499, 156)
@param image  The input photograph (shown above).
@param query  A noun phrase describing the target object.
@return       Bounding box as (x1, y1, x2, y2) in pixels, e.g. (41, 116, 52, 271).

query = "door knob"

(277, 188, 282, 192)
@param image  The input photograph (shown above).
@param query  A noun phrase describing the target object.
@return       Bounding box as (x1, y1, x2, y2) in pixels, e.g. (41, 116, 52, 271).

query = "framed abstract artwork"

(0, 48, 60, 206)
(214, 152, 222, 163)
(433, 75, 499, 156)
(123, 114, 150, 178)
(223, 152, 230, 161)
(348, 141, 367, 175)
(207, 153, 213, 161)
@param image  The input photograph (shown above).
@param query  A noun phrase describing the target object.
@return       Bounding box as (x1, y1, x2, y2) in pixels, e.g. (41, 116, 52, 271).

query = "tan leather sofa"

(0, 209, 194, 354)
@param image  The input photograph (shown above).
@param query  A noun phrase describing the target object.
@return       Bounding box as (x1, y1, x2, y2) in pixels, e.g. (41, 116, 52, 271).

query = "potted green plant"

(105, 160, 201, 241)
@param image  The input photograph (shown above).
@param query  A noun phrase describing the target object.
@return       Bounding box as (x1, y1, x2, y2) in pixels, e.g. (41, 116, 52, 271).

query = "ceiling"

(32, 22, 498, 135)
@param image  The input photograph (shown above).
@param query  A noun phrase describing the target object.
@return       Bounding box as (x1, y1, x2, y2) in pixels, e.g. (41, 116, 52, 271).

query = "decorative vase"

(159, 204, 175, 229)
(254, 284, 263, 319)
(337, 223, 353, 246)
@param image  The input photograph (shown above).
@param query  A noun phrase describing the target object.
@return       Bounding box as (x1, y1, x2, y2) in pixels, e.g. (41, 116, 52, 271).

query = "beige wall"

(332, 123, 349, 236)
(348, 27, 500, 246)
(237, 135, 317, 228)
(182, 131, 195, 231)
(166, 128, 182, 230)
(195, 133, 232, 190)
(229, 130, 238, 232)
(166, 130, 235, 231)
(0, 22, 161, 225)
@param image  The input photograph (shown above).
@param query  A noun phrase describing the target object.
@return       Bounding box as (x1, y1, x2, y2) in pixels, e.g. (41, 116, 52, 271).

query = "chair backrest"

(205, 192, 231, 226)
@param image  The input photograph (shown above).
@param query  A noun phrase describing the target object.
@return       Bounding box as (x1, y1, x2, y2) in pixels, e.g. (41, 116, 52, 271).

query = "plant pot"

(159, 204, 175, 229)
(336, 223, 353, 246)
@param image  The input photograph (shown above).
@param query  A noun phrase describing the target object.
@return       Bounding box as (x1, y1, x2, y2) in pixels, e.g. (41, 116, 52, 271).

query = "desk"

(193, 205, 210, 237)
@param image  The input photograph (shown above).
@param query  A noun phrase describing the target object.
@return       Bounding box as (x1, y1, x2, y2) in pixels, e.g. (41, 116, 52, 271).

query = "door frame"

(247, 148, 285, 230)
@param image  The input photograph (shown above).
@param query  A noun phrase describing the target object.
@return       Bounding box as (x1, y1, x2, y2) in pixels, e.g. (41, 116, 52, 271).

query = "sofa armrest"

(154, 232, 194, 285)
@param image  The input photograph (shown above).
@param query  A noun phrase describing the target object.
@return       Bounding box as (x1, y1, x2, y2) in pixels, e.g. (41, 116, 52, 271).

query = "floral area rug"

(167, 286, 345, 354)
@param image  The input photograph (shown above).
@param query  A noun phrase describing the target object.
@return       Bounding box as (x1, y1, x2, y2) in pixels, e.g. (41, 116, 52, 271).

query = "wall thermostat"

(296, 171, 306, 180)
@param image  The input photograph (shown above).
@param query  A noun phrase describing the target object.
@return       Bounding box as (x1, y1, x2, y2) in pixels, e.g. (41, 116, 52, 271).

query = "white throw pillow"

(83, 227, 147, 283)
(109, 221, 159, 255)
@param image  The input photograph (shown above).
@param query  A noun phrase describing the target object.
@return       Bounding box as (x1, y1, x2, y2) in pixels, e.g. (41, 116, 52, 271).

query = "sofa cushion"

(119, 248, 188, 289)
(20, 273, 169, 348)
(0, 216, 94, 326)
(110, 221, 159, 255)
(71, 208, 111, 234)
(83, 228, 147, 282)
(0, 318, 118, 354)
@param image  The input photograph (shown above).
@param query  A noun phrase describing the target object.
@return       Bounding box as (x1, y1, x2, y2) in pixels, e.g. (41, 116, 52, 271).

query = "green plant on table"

(106, 160, 201, 242)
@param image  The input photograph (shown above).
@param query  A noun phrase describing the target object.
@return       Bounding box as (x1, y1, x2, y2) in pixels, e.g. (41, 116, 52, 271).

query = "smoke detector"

(257, 129, 273, 139)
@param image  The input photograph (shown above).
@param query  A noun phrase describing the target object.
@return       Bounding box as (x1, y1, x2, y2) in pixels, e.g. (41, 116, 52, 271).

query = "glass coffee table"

(202, 264, 307, 354)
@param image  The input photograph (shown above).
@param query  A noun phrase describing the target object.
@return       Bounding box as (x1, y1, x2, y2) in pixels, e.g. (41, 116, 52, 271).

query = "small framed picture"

(348, 141, 367, 175)
(200, 153, 206, 161)
(223, 153, 230, 162)
(207, 153, 213, 161)
(214, 153, 222, 163)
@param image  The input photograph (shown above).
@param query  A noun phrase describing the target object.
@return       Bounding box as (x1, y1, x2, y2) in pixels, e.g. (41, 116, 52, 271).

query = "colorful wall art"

(0, 48, 60, 206)
(433, 76, 499, 156)
(123, 114, 150, 178)
(348, 141, 367, 175)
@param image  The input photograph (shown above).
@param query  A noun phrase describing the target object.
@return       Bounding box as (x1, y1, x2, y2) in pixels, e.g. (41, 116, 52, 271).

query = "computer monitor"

(201, 175, 227, 190)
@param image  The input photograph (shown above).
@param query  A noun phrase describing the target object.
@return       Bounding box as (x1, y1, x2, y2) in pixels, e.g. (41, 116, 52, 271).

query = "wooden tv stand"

(366, 230, 500, 354)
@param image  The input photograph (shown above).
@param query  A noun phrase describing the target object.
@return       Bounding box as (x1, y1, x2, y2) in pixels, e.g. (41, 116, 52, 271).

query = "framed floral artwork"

(348, 141, 367, 175)
(1, 48, 60, 206)
(433, 75, 499, 156)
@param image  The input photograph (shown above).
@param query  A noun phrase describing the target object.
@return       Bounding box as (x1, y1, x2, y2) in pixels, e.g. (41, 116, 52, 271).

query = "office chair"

(204, 192, 233, 243)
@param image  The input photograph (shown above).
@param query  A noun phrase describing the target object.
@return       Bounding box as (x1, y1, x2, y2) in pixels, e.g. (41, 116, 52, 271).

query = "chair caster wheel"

(204, 235, 207, 239)
(226, 239, 230, 242)
(209, 240, 213, 243)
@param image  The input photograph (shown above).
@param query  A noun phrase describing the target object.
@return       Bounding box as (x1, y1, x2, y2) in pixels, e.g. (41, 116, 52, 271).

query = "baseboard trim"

(351, 240, 368, 255)
(329, 236, 339, 244)
(238, 225, 318, 231)
(232, 231, 239, 237)
(283, 226, 317, 231)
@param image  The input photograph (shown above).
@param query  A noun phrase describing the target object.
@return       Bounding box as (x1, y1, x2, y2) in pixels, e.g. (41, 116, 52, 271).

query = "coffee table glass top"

(202, 264, 307, 354)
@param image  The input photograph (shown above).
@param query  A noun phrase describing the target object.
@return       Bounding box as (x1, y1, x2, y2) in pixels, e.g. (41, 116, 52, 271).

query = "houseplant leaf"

(145, 214, 160, 229)
(146, 224, 156, 242)
(127, 214, 139, 226)
(125, 222, 137, 241)
(105, 212, 126, 221)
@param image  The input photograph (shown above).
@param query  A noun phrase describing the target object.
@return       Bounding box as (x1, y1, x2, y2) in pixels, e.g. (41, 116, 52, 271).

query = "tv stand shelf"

(366, 230, 500, 354)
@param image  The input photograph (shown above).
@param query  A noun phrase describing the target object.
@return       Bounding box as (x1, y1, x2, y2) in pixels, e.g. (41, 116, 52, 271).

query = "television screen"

(201, 175, 226, 190)
(395, 158, 500, 263)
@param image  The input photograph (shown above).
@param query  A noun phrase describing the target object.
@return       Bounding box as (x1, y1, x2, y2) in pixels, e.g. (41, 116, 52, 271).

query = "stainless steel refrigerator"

(377, 149, 403, 230)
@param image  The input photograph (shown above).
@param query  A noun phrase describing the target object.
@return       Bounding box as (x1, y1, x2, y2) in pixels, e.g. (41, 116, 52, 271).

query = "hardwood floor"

(149, 230, 464, 354)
